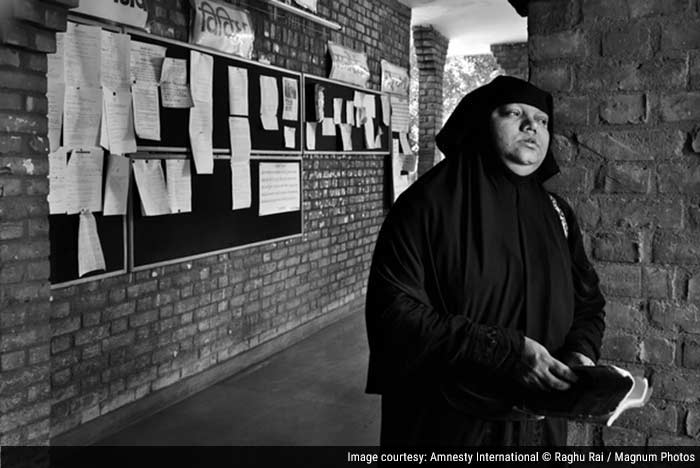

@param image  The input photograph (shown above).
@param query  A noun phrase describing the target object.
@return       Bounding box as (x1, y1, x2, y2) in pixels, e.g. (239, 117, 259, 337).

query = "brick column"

(490, 42, 528, 79)
(413, 25, 448, 176)
(526, 0, 700, 446)
(0, 0, 74, 445)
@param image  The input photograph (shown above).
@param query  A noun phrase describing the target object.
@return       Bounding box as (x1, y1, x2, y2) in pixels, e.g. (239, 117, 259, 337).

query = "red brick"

(577, 129, 684, 161)
(603, 24, 652, 59)
(643, 267, 670, 299)
(530, 64, 572, 92)
(592, 232, 639, 262)
(0, 46, 20, 66)
(660, 92, 700, 121)
(605, 300, 646, 333)
(650, 301, 700, 334)
(687, 407, 700, 439)
(600, 333, 638, 362)
(662, 20, 700, 50)
(653, 231, 700, 264)
(553, 95, 588, 126)
(0, 91, 24, 110)
(582, 0, 629, 19)
(1, 350, 26, 371)
(528, 0, 581, 34)
(543, 166, 590, 194)
(691, 51, 700, 89)
(599, 164, 651, 193)
(597, 263, 642, 297)
(599, 94, 648, 124)
(617, 401, 678, 432)
(0, 111, 46, 135)
(683, 339, 700, 369)
(531, 30, 588, 61)
(648, 433, 698, 446)
(656, 371, 700, 401)
(639, 336, 675, 365)
(658, 163, 700, 194)
(0, 135, 22, 153)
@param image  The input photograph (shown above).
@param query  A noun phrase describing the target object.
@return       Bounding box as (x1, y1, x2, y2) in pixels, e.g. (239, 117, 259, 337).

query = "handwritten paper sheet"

(228, 66, 249, 116)
(321, 117, 335, 136)
(259, 162, 300, 216)
(339, 123, 352, 151)
(306, 122, 317, 150)
(65, 148, 103, 214)
(399, 132, 413, 155)
(78, 210, 106, 277)
(63, 86, 102, 149)
(165, 159, 192, 213)
(103, 153, 130, 216)
(282, 77, 298, 121)
(132, 159, 171, 216)
(190, 51, 213, 103)
(160, 57, 192, 108)
(364, 94, 376, 119)
(189, 102, 213, 174)
(391, 94, 410, 133)
(381, 95, 391, 127)
(104, 87, 137, 154)
(314, 84, 325, 121)
(65, 22, 101, 85)
(364, 120, 376, 149)
(47, 81, 65, 152)
(333, 97, 343, 124)
(100, 96, 109, 150)
(231, 161, 252, 210)
(130, 41, 166, 85)
(101, 30, 130, 89)
(48, 148, 69, 214)
(132, 84, 161, 141)
(284, 126, 296, 149)
(260, 75, 279, 130)
(353, 91, 364, 107)
(228, 117, 251, 163)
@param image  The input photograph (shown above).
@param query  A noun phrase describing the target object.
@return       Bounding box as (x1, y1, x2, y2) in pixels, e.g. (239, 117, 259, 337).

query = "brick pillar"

(413, 25, 448, 176)
(526, 0, 700, 446)
(0, 0, 75, 445)
(490, 42, 528, 79)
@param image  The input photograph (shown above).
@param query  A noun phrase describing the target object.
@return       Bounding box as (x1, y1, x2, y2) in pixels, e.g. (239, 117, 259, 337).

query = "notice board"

(130, 157, 302, 269)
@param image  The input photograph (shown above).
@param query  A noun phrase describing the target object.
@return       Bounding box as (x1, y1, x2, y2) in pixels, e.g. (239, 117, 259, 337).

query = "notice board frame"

(128, 154, 304, 271)
(302, 74, 391, 155)
(122, 27, 303, 156)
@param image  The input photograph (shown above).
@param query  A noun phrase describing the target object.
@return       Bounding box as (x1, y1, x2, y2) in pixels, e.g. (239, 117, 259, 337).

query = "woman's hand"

(514, 337, 578, 391)
(561, 351, 595, 367)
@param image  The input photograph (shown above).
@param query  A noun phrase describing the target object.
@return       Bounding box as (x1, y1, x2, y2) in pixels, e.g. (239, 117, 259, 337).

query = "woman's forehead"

(496, 102, 550, 116)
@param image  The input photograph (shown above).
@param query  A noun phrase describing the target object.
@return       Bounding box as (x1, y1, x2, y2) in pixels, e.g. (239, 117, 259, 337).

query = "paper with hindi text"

(132, 159, 171, 216)
(160, 57, 192, 108)
(78, 210, 106, 277)
(47, 81, 65, 152)
(65, 148, 103, 214)
(101, 30, 130, 89)
(190, 51, 213, 103)
(165, 159, 192, 213)
(228, 66, 249, 116)
(228, 117, 251, 163)
(104, 87, 137, 154)
(284, 126, 296, 149)
(63, 85, 102, 149)
(333, 97, 343, 124)
(189, 101, 214, 174)
(305, 122, 317, 150)
(339, 123, 352, 151)
(231, 161, 252, 210)
(282, 77, 298, 121)
(48, 147, 69, 214)
(65, 22, 101, 86)
(260, 75, 279, 130)
(130, 40, 166, 85)
(258, 162, 300, 216)
(132, 84, 161, 140)
(103, 153, 130, 216)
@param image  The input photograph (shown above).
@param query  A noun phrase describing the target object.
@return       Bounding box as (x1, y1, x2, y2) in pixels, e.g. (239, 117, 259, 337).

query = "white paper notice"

(132, 84, 161, 141)
(103, 153, 130, 216)
(47, 81, 65, 152)
(65, 148, 103, 214)
(399, 132, 413, 155)
(65, 22, 101, 86)
(284, 126, 296, 149)
(339, 123, 352, 151)
(63, 86, 102, 149)
(48, 148, 69, 214)
(260, 75, 279, 130)
(165, 159, 192, 213)
(333, 97, 343, 124)
(228, 117, 251, 163)
(160, 57, 187, 85)
(100, 96, 109, 150)
(190, 51, 213, 103)
(321, 117, 335, 136)
(282, 77, 298, 121)
(364, 120, 376, 149)
(101, 31, 130, 89)
(189, 102, 213, 174)
(132, 159, 171, 216)
(130, 41, 166, 85)
(228, 66, 249, 116)
(364, 94, 376, 119)
(160, 57, 192, 108)
(381, 95, 391, 127)
(78, 210, 106, 277)
(104, 87, 137, 154)
(353, 91, 364, 107)
(391, 94, 410, 133)
(306, 122, 317, 150)
(231, 161, 252, 210)
(345, 100, 354, 126)
(259, 162, 300, 216)
(375, 126, 384, 151)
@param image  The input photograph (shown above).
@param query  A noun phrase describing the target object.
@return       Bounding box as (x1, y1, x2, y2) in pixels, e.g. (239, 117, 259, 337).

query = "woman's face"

(489, 103, 550, 176)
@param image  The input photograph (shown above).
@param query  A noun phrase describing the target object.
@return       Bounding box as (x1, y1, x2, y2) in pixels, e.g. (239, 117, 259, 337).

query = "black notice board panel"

(129, 32, 301, 152)
(132, 158, 302, 268)
(303, 76, 389, 153)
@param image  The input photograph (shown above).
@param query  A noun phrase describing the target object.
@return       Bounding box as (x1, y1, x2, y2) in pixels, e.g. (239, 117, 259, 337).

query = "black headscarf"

(366, 76, 605, 406)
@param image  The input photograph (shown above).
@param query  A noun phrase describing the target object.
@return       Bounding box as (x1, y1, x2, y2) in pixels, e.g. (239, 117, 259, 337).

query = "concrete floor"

(96, 311, 381, 446)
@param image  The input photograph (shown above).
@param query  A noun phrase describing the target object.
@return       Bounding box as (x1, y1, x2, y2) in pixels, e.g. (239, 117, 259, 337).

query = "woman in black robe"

(365, 76, 606, 446)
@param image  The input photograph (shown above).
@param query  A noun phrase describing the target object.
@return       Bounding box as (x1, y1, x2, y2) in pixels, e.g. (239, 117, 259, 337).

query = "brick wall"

(529, 0, 700, 445)
(0, 0, 76, 446)
(490, 42, 528, 79)
(42, 0, 410, 442)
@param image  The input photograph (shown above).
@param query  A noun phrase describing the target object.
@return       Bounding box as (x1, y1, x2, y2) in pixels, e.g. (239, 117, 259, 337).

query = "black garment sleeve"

(365, 196, 523, 393)
(553, 194, 606, 362)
